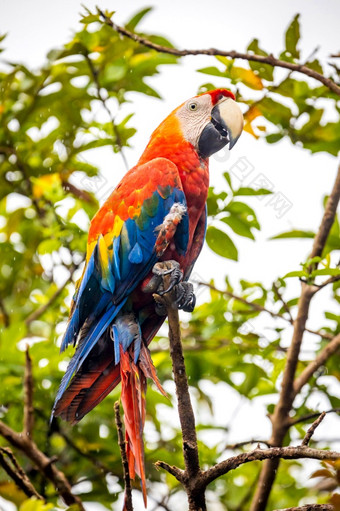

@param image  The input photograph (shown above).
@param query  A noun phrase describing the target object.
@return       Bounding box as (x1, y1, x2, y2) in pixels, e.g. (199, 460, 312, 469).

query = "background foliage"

(0, 7, 339, 510)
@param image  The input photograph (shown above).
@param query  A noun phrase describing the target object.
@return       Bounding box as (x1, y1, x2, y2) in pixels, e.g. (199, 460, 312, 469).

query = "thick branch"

(97, 8, 340, 96)
(203, 445, 340, 486)
(154, 265, 205, 511)
(114, 401, 133, 511)
(154, 286, 200, 480)
(0, 447, 43, 500)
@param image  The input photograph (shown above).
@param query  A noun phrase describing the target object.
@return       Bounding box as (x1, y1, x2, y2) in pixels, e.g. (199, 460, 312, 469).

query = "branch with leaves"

(250, 165, 340, 511)
(0, 348, 84, 510)
(96, 8, 340, 97)
(149, 269, 340, 511)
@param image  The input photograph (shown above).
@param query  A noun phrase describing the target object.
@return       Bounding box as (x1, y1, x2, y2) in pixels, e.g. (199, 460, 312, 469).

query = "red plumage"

(53, 89, 242, 507)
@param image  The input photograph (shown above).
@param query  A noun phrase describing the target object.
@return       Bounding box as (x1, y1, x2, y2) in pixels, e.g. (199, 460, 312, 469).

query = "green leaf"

(197, 66, 226, 78)
(206, 226, 238, 260)
(284, 14, 300, 60)
(80, 14, 100, 24)
(257, 97, 293, 128)
(246, 39, 274, 81)
(283, 270, 308, 278)
(37, 238, 61, 254)
(126, 7, 152, 30)
(270, 230, 315, 240)
(221, 216, 255, 240)
(234, 187, 272, 196)
(311, 268, 340, 277)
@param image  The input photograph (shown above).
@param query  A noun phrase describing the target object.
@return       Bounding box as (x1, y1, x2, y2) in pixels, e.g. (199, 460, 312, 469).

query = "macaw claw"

(174, 282, 196, 313)
(143, 260, 196, 315)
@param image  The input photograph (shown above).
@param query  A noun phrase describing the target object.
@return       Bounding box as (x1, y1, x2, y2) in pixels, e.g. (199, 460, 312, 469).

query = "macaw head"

(176, 88, 244, 158)
(140, 88, 243, 166)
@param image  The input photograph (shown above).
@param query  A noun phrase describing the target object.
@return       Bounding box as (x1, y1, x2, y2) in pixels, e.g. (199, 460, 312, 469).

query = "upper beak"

(198, 98, 243, 158)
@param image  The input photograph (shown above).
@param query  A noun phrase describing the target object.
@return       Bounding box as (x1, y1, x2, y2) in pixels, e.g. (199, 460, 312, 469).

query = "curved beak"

(198, 98, 243, 158)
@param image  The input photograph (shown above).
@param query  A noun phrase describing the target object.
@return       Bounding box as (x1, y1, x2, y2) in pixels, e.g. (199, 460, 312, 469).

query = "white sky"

(1, 1, 340, 510)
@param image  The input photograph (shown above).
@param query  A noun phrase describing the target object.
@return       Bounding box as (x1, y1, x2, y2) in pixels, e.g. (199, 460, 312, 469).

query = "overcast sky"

(1, 2, 339, 509)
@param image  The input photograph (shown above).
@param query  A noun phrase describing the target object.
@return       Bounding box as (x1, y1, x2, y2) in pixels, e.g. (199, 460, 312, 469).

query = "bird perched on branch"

(52, 88, 243, 506)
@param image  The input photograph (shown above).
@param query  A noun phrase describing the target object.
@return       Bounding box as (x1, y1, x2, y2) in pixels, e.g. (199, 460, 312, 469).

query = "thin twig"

(96, 8, 340, 96)
(225, 439, 272, 450)
(290, 408, 340, 427)
(114, 401, 133, 511)
(274, 506, 334, 511)
(272, 282, 293, 322)
(84, 53, 129, 171)
(0, 447, 43, 500)
(0, 298, 10, 327)
(301, 412, 326, 446)
(154, 461, 185, 482)
(293, 332, 340, 395)
(25, 264, 81, 326)
(23, 347, 34, 438)
(62, 180, 97, 204)
(197, 280, 333, 340)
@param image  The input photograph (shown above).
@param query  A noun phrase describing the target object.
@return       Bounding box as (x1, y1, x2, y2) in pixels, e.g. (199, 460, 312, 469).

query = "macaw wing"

(55, 157, 188, 402)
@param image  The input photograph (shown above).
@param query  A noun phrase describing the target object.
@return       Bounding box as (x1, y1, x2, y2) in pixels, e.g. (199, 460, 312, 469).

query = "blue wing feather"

(54, 174, 189, 412)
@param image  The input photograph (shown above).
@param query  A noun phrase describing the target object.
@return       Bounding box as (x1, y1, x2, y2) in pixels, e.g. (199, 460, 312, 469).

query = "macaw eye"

(187, 101, 198, 112)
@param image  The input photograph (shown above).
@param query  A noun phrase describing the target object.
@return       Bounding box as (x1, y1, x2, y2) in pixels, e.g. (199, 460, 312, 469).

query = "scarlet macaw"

(52, 89, 243, 504)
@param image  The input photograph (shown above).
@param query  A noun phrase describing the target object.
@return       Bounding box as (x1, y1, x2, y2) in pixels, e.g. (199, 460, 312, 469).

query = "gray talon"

(145, 261, 196, 313)
(174, 282, 196, 313)
(151, 260, 183, 295)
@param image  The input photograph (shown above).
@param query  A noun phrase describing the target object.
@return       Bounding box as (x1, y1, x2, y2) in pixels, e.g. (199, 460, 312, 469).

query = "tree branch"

(0, 352, 85, 510)
(25, 262, 81, 326)
(114, 401, 133, 511)
(274, 505, 334, 511)
(250, 164, 340, 511)
(290, 408, 340, 427)
(203, 445, 340, 486)
(293, 332, 340, 395)
(301, 412, 326, 446)
(225, 439, 273, 450)
(96, 8, 340, 97)
(272, 282, 293, 322)
(84, 52, 129, 171)
(154, 264, 205, 510)
(0, 419, 84, 509)
(0, 446, 43, 500)
(197, 280, 334, 341)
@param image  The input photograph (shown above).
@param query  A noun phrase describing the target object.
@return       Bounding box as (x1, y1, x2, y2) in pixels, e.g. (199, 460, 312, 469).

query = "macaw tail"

(52, 331, 121, 424)
(120, 342, 167, 508)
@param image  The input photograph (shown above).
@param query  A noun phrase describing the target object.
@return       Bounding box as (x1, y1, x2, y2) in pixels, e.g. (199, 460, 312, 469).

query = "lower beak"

(198, 99, 243, 158)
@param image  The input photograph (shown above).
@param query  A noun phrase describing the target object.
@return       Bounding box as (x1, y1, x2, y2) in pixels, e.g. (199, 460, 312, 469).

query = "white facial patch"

(176, 94, 213, 147)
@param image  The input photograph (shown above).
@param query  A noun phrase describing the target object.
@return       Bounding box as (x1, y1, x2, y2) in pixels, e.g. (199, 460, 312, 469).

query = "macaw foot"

(143, 260, 196, 315)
